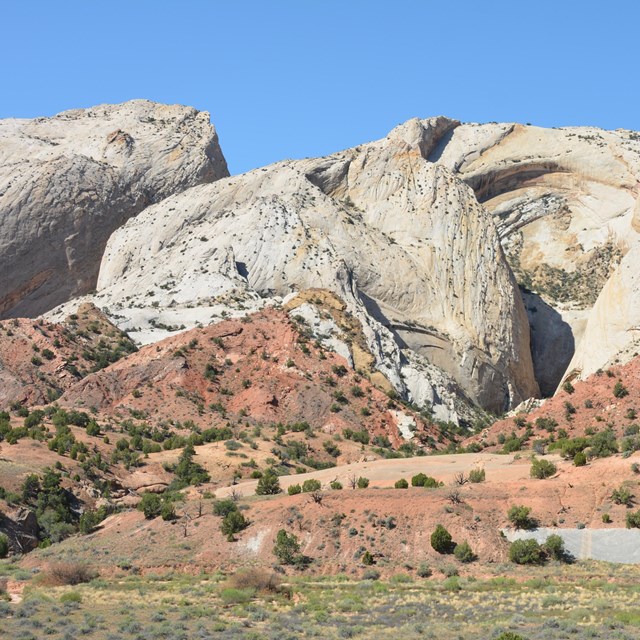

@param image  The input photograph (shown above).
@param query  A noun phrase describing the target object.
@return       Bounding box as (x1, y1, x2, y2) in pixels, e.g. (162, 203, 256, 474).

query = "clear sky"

(3, 1, 639, 174)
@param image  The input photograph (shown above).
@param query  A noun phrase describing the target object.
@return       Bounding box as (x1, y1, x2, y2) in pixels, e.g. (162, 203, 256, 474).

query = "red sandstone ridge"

(465, 356, 640, 450)
(58, 307, 438, 448)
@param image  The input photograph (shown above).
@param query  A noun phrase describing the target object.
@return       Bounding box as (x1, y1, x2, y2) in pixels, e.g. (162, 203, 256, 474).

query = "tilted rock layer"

(0, 100, 228, 318)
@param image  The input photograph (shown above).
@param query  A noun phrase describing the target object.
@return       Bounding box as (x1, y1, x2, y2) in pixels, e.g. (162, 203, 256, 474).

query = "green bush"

(626, 510, 640, 528)
(453, 540, 475, 563)
(602, 513, 612, 523)
(329, 480, 343, 490)
(530, 457, 557, 479)
(509, 538, 545, 565)
(302, 479, 321, 492)
(362, 550, 374, 565)
(220, 587, 254, 604)
(273, 529, 302, 565)
(256, 467, 282, 495)
(430, 524, 453, 554)
(495, 633, 526, 640)
(356, 476, 369, 489)
(411, 473, 440, 488)
(468, 468, 485, 483)
(507, 505, 536, 530)
(543, 534, 566, 561)
(573, 451, 587, 466)
(221, 511, 248, 541)
(614, 380, 629, 398)
(416, 562, 432, 578)
(0, 533, 9, 558)
(394, 478, 409, 489)
(287, 484, 302, 495)
(612, 485, 634, 507)
(213, 499, 238, 516)
(138, 492, 162, 519)
(160, 502, 176, 521)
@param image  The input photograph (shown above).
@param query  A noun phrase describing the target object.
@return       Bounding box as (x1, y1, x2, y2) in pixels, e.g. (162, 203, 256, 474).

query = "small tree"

(161, 502, 176, 521)
(302, 479, 321, 493)
(430, 524, 453, 554)
(213, 499, 238, 516)
(221, 511, 248, 541)
(273, 529, 301, 564)
(573, 451, 587, 467)
(362, 550, 374, 565)
(530, 457, 557, 479)
(453, 540, 475, 563)
(509, 538, 545, 564)
(138, 492, 162, 519)
(395, 478, 409, 489)
(507, 505, 536, 530)
(256, 467, 282, 495)
(356, 477, 369, 489)
(543, 534, 566, 561)
(614, 380, 629, 398)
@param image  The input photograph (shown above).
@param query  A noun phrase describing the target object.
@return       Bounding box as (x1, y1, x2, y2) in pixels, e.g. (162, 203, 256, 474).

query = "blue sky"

(3, 1, 639, 174)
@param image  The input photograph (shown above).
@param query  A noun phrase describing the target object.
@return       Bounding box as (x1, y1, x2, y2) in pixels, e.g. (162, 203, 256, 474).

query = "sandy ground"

(216, 452, 545, 497)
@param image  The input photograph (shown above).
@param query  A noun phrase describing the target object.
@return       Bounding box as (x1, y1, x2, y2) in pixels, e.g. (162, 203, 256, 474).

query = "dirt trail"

(216, 452, 544, 497)
(6, 580, 25, 604)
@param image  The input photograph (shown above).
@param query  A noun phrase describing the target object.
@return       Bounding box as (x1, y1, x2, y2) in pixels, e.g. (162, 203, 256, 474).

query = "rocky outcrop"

(83, 117, 539, 416)
(433, 122, 640, 391)
(0, 100, 228, 318)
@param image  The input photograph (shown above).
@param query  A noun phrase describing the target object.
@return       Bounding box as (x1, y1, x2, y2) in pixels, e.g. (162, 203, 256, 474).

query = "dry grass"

(37, 561, 98, 586)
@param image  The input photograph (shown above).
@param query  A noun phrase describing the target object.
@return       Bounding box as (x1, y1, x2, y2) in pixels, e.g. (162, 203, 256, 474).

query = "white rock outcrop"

(0, 100, 228, 318)
(89, 117, 539, 415)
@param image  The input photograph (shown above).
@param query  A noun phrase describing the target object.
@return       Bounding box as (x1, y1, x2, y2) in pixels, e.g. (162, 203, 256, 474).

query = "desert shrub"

(614, 380, 629, 398)
(356, 476, 369, 489)
(543, 534, 566, 561)
(430, 524, 453, 554)
(256, 467, 282, 495)
(138, 492, 162, 519)
(507, 505, 536, 530)
(221, 511, 248, 541)
(0, 534, 8, 558)
(530, 457, 557, 479)
(78, 506, 109, 534)
(213, 499, 238, 516)
(562, 380, 575, 394)
(468, 468, 485, 483)
(221, 587, 253, 604)
(416, 562, 432, 578)
(394, 478, 409, 489)
(411, 473, 440, 488)
(174, 443, 210, 486)
(453, 540, 475, 563)
(509, 539, 545, 565)
(273, 529, 303, 565)
(42, 562, 98, 586)
(287, 484, 302, 495)
(602, 513, 612, 523)
(226, 568, 282, 594)
(330, 480, 343, 490)
(573, 451, 587, 466)
(160, 502, 176, 521)
(302, 479, 321, 492)
(612, 485, 635, 507)
(626, 510, 640, 528)
(362, 550, 374, 565)
(60, 591, 82, 604)
(363, 568, 381, 580)
(589, 428, 618, 457)
(495, 633, 527, 640)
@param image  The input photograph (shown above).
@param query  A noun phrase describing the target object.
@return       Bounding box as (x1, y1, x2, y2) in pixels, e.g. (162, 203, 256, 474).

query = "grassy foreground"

(2, 560, 640, 639)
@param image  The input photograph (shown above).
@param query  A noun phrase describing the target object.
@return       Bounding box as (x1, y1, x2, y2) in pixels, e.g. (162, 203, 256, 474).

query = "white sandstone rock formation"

(87, 116, 539, 416)
(0, 100, 228, 318)
(433, 122, 640, 391)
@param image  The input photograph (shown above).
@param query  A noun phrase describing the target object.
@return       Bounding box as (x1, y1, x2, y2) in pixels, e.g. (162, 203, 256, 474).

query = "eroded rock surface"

(0, 100, 228, 318)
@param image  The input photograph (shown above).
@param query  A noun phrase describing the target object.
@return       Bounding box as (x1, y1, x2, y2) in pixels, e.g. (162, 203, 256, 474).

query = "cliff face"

(433, 122, 640, 390)
(91, 117, 539, 416)
(0, 100, 228, 319)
